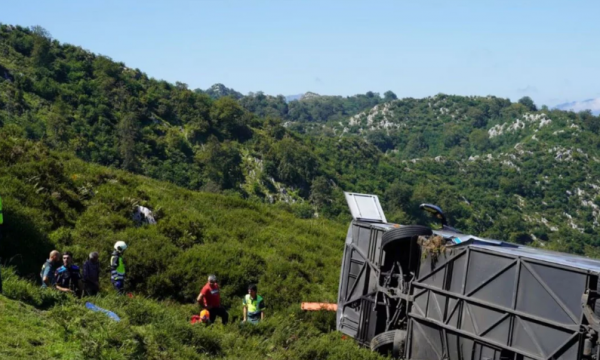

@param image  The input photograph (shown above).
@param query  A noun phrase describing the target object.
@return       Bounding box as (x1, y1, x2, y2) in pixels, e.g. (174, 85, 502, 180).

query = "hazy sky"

(2, 0, 599, 107)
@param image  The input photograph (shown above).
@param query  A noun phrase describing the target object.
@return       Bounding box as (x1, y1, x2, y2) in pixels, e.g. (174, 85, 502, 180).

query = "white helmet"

(114, 241, 128, 252)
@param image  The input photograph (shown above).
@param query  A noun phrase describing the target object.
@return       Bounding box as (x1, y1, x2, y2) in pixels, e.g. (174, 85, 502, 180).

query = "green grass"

(0, 296, 74, 359)
(0, 136, 385, 359)
(0, 134, 348, 309)
(0, 270, 386, 360)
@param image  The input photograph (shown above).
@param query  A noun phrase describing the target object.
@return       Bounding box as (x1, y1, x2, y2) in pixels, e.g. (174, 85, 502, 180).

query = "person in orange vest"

(196, 274, 229, 324)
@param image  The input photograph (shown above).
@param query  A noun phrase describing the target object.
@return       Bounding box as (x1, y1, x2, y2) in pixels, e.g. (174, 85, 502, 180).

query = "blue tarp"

(85, 302, 121, 321)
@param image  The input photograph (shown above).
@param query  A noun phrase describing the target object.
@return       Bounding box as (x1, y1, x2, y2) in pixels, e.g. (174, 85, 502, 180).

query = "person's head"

(62, 251, 73, 266)
(248, 284, 257, 298)
(208, 274, 217, 285)
(49, 250, 60, 263)
(200, 309, 210, 323)
(89, 252, 99, 263)
(114, 241, 128, 253)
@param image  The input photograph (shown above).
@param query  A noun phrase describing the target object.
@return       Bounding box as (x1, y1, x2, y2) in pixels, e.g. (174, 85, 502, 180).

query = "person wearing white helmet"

(110, 241, 127, 294)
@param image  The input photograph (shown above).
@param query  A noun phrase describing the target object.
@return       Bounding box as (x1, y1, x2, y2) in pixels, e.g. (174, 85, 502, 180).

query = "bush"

(292, 202, 314, 219)
(1, 266, 67, 309)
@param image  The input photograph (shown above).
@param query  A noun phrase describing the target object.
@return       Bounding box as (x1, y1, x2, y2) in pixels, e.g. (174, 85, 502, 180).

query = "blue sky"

(2, 0, 599, 108)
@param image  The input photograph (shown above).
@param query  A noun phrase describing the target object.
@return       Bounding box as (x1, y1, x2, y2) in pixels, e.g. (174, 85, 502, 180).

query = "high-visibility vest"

(110, 251, 125, 280)
(244, 294, 264, 316)
(0, 196, 3, 225)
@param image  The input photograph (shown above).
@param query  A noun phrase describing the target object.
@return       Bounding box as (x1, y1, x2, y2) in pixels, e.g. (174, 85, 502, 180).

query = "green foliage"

(0, 271, 383, 360)
(237, 90, 391, 123)
(2, 24, 600, 359)
(0, 136, 347, 308)
(1, 267, 68, 309)
(518, 96, 537, 112)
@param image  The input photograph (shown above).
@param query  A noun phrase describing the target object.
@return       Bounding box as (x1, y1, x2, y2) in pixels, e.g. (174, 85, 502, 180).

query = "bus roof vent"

(344, 192, 387, 223)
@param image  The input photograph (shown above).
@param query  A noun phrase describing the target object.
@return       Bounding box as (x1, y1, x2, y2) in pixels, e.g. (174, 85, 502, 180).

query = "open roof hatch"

(344, 192, 387, 223)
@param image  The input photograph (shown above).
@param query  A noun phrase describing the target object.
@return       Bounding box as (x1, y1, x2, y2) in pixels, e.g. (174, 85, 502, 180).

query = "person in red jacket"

(196, 274, 229, 324)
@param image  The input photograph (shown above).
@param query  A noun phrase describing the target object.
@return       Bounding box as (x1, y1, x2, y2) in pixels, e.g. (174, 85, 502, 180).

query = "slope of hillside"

(1, 270, 382, 360)
(0, 24, 391, 215)
(0, 133, 387, 359)
(0, 133, 348, 307)
(3, 23, 600, 282)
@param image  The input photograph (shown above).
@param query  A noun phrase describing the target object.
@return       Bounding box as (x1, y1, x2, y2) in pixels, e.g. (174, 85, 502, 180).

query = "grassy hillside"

(1, 269, 382, 360)
(3, 22, 600, 358)
(0, 134, 386, 359)
(0, 133, 348, 308)
(3, 23, 600, 258)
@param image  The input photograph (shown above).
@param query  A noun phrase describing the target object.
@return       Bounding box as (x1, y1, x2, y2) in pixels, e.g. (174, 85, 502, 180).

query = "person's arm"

(42, 266, 52, 286)
(243, 305, 247, 322)
(54, 276, 73, 293)
(196, 290, 204, 306)
(261, 311, 264, 320)
(110, 255, 118, 271)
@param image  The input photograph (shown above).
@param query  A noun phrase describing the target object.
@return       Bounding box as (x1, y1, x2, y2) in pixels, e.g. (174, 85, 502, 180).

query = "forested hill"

(2, 24, 600, 258)
(194, 84, 395, 125)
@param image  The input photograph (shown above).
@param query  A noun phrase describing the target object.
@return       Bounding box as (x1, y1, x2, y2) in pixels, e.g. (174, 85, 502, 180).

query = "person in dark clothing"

(83, 252, 100, 296)
(197, 274, 229, 324)
(55, 251, 83, 297)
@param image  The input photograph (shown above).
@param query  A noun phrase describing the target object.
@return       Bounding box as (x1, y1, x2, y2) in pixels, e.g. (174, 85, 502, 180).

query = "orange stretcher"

(301, 302, 337, 311)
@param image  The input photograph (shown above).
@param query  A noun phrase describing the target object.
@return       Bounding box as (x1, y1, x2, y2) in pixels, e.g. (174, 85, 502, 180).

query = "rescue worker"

(41, 250, 61, 288)
(243, 284, 265, 324)
(55, 251, 83, 297)
(200, 309, 210, 324)
(196, 274, 229, 324)
(83, 252, 100, 296)
(110, 241, 127, 294)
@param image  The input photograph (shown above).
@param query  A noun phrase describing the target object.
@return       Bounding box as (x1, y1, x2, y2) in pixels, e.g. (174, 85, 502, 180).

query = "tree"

(30, 25, 51, 39)
(467, 107, 487, 128)
(366, 130, 394, 152)
(405, 133, 428, 157)
(269, 138, 318, 189)
(199, 137, 244, 190)
(580, 110, 600, 134)
(46, 101, 71, 146)
(210, 97, 248, 138)
(309, 176, 332, 208)
(469, 129, 489, 151)
(518, 96, 537, 112)
(442, 124, 463, 148)
(118, 109, 141, 172)
(384, 91, 398, 101)
(32, 35, 52, 67)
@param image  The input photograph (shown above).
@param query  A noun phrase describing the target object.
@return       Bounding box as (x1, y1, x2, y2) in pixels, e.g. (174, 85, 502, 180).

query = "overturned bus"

(337, 192, 600, 360)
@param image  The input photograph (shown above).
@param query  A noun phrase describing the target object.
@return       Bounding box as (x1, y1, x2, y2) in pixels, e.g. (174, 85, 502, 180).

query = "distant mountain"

(554, 98, 600, 115)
